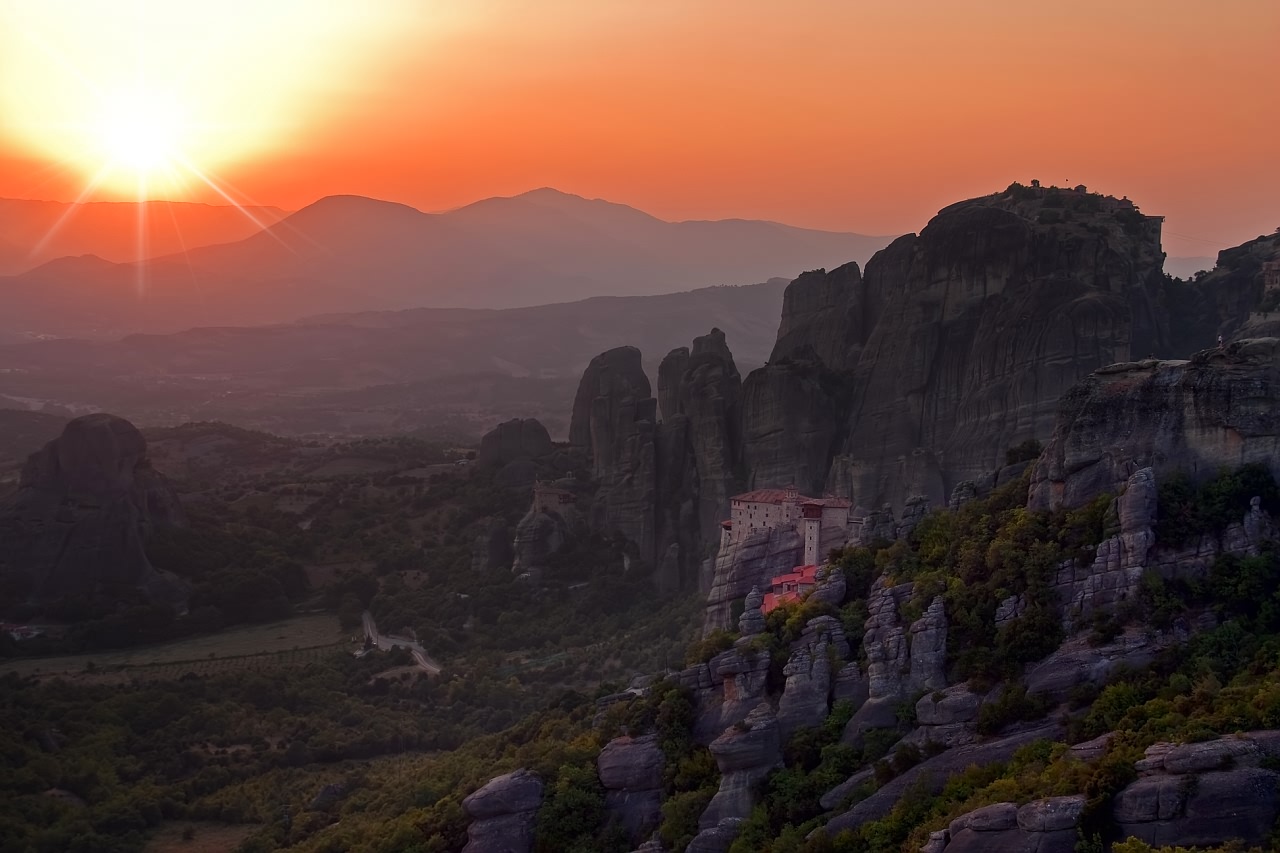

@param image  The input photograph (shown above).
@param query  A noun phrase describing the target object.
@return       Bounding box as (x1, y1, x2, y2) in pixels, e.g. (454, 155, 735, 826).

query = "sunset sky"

(0, 0, 1275, 257)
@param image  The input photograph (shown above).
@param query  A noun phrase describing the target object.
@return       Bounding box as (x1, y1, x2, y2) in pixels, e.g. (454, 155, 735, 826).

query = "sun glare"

(94, 87, 187, 185)
(0, 0, 430, 201)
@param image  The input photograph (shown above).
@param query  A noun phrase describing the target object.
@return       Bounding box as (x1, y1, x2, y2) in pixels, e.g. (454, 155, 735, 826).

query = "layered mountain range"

(0, 188, 891, 340)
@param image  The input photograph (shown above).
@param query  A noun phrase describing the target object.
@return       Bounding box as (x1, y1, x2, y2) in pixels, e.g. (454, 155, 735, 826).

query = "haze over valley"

(0, 3, 1277, 853)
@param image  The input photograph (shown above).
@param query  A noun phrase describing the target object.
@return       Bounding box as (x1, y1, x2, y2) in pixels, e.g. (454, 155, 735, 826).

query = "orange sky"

(0, 0, 1276, 257)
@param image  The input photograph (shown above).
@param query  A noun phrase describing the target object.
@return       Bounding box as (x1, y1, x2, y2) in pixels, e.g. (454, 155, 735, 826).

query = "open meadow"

(2, 613, 349, 683)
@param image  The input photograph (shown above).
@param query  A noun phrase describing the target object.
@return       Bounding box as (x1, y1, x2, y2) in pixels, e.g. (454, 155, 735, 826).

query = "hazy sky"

(0, 0, 1275, 256)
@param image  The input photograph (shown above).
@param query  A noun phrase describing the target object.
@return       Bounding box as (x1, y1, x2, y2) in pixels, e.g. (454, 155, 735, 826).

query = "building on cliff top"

(721, 485, 852, 565)
(531, 481, 576, 515)
(761, 564, 819, 615)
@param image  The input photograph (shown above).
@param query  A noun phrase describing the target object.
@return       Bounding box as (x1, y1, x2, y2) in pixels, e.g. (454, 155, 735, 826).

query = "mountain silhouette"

(0, 189, 893, 339)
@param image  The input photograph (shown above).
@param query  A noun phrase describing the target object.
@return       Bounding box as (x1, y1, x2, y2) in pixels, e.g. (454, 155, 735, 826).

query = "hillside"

(0, 279, 789, 439)
(0, 188, 893, 339)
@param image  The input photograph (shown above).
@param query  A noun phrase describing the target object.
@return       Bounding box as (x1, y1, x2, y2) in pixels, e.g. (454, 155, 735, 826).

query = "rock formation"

(702, 521, 846, 632)
(472, 518, 513, 572)
(922, 797, 1085, 853)
(461, 768, 544, 853)
(597, 734, 664, 844)
(1114, 732, 1280, 848)
(842, 581, 947, 743)
(739, 353, 847, 498)
(1029, 339, 1280, 511)
(736, 586, 765, 636)
(694, 702, 782, 848)
(0, 413, 188, 612)
(570, 334, 745, 589)
(777, 640, 831, 738)
(476, 418, 554, 469)
(659, 329, 745, 546)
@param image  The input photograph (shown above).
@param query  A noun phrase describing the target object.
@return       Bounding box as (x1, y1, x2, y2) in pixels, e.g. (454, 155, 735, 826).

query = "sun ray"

(28, 162, 115, 260)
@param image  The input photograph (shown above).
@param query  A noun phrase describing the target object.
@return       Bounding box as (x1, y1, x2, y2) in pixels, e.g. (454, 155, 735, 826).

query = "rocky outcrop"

(1049, 468, 1154, 629)
(510, 508, 572, 581)
(822, 188, 1167, 512)
(1029, 339, 1280, 511)
(461, 768, 544, 853)
(896, 496, 931, 540)
(924, 797, 1084, 853)
(905, 684, 983, 750)
(699, 703, 782, 831)
(843, 581, 947, 743)
(737, 586, 765, 636)
(691, 643, 773, 743)
(686, 818, 744, 853)
(571, 332, 745, 588)
(0, 413, 188, 612)
(820, 723, 1063, 839)
(1025, 626, 1180, 704)
(770, 263, 867, 371)
(597, 734, 664, 844)
(662, 329, 745, 547)
(476, 419, 553, 469)
(702, 522, 846, 632)
(1114, 733, 1280, 848)
(777, 614, 855, 738)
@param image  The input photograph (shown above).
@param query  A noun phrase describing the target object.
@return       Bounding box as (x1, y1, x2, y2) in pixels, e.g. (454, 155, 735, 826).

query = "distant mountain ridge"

(0, 188, 895, 339)
(0, 197, 289, 276)
(0, 279, 793, 437)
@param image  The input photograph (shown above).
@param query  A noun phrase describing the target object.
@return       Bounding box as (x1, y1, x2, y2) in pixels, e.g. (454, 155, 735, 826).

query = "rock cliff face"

(769, 262, 868, 371)
(1029, 339, 1280, 511)
(461, 769, 544, 853)
(692, 702, 782, 851)
(659, 329, 745, 548)
(826, 189, 1166, 511)
(597, 734, 664, 844)
(0, 413, 187, 612)
(571, 332, 747, 589)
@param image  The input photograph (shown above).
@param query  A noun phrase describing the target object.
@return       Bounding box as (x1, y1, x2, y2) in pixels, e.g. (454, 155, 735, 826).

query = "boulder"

(598, 734, 664, 843)
(461, 769, 544, 853)
(932, 796, 1083, 853)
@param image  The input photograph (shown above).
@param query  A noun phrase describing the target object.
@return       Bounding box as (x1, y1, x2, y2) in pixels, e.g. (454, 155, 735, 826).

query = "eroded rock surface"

(1029, 340, 1280, 511)
(0, 413, 188, 611)
(598, 734, 664, 844)
(461, 769, 543, 853)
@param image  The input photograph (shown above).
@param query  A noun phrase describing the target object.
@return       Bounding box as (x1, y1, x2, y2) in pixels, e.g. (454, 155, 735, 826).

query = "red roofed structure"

(761, 564, 820, 614)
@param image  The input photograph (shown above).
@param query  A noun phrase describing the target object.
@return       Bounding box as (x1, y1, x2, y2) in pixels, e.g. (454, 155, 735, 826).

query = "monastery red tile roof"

(729, 488, 850, 508)
(731, 488, 797, 504)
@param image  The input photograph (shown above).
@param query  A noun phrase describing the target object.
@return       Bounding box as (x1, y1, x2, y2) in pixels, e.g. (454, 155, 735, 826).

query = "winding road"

(361, 611, 442, 676)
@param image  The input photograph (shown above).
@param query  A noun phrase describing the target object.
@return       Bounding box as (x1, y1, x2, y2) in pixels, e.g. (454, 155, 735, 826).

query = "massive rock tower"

(0, 413, 188, 612)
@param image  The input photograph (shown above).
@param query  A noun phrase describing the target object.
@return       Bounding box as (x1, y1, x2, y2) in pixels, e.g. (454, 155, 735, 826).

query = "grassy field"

(2, 613, 350, 682)
(144, 821, 260, 853)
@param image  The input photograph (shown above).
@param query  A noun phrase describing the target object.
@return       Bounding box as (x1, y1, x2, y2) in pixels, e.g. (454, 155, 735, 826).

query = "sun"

(92, 87, 189, 186)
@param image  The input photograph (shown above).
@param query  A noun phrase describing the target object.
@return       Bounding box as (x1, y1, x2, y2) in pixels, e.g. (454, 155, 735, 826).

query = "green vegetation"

(9, 412, 1280, 853)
